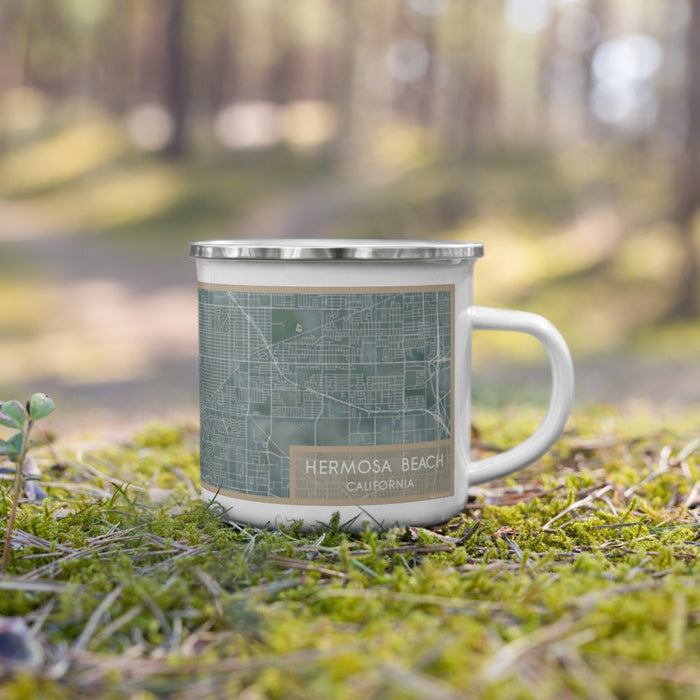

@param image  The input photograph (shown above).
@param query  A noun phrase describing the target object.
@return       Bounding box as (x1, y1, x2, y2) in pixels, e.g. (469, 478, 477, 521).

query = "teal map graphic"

(198, 284, 453, 499)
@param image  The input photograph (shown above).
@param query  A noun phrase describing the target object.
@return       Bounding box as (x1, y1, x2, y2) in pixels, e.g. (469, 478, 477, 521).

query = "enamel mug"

(189, 239, 574, 530)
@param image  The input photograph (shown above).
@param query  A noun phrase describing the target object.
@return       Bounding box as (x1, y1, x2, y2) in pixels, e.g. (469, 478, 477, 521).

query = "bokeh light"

(214, 102, 280, 150)
(592, 34, 663, 84)
(505, 0, 552, 35)
(126, 103, 175, 152)
(280, 101, 337, 150)
(589, 81, 657, 128)
(409, 0, 450, 17)
(556, 7, 600, 53)
(590, 34, 662, 128)
(386, 38, 430, 84)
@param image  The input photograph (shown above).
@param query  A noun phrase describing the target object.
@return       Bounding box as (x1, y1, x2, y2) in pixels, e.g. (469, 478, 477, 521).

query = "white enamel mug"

(190, 239, 574, 530)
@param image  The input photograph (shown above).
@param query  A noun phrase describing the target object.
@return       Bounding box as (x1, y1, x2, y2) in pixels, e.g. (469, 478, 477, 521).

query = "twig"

(267, 554, 348, 579)
(72, 585, 125, 653)
(381, 664, 464, 700)
(71, 645, 361, 682)
(239, 579, 302, 598)
(28, 600, 56, 636)
(624, 446, 673, 498)
(89, 605, 145, 649)
(194, 568, 223, 618)
(555, 646, 618, 700)
(0, 577, 77, 593)
(481, 618, 575, 682)
(541, 485, 613, 531)
(675, 438, 700, 465)
(382, 544, 454, 555)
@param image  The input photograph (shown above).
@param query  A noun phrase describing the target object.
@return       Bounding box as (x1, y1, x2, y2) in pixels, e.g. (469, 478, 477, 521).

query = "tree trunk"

(210, 14, 232, 111)
(326, 0, 357, 166)
(671, 0, 700, 318)
(162, 0, 188, 159)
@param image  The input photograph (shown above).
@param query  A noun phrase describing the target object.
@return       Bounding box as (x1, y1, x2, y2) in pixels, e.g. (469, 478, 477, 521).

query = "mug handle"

(461, 305, 575, 486)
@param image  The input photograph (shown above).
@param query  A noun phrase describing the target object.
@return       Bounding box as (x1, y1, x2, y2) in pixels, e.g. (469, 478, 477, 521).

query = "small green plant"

(0, 393, 55, 572)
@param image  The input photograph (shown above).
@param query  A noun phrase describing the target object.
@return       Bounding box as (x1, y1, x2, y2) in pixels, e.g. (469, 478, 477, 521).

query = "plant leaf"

(0, 401, 25, 430)
(0, 434, 23, 460)
(28, 394, 55, 421)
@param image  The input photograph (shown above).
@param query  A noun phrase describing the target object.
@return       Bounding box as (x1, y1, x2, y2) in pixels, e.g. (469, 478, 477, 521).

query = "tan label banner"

(289, 440, 453, 505)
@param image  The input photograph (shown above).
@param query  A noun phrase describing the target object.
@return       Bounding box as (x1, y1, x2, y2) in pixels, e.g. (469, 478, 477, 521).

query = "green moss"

(1, 411, 699, 697)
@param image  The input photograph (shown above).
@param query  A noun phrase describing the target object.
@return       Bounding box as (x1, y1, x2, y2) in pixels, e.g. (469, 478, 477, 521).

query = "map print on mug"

(190, 239, 575, 531)
(198, 284, 454, 505)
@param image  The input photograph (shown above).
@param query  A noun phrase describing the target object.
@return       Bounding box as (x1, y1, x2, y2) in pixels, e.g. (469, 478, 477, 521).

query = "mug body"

(191, 239, 484, 530)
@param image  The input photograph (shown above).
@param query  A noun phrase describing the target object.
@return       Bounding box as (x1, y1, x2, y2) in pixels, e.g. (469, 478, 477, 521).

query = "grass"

(1, 409, 700, 698)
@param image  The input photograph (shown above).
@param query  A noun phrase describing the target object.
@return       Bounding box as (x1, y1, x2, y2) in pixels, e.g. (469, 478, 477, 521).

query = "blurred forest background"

(0, 0, 699, 436)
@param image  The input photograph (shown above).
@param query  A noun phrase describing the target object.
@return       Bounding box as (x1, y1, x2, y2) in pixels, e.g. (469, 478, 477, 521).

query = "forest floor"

(1, 409, 700, 699)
